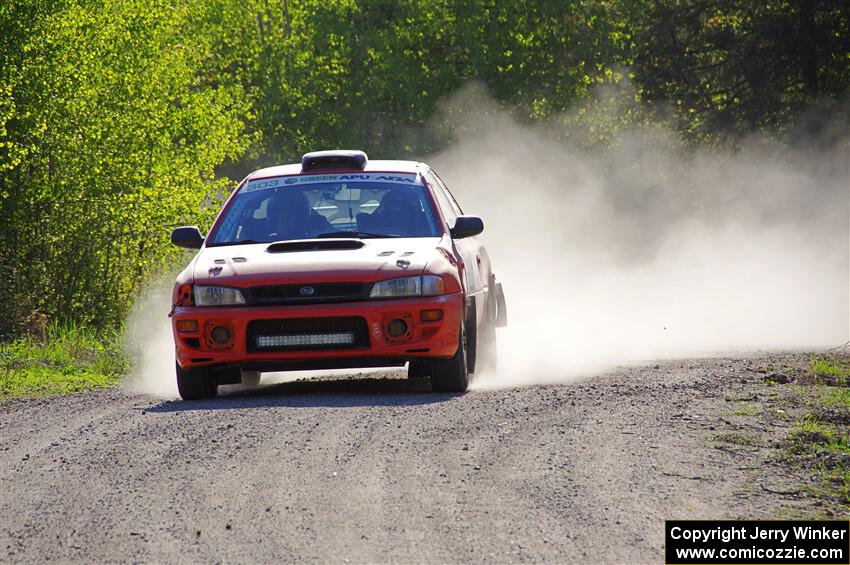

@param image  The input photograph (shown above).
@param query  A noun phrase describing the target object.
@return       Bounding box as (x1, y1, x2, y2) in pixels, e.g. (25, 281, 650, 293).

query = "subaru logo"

(299, 286, 316, 296)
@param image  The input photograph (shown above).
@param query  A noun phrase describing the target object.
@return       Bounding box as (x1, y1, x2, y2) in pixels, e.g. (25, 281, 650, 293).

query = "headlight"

(193, 285, 247, 306)
(369, 275, 445, 298)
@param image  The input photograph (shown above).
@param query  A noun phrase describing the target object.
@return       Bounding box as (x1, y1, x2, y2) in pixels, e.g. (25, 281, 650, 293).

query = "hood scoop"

(266, 239, 365, 253)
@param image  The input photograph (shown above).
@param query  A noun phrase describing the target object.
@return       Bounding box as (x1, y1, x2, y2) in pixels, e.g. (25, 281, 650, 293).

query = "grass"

(731, 352, 849, 515)
(794, 415, 849, 454)
(0, 323, 128, 401)
(809, 354, 850, 386)
(819, 386, 850, 409)
(786, 418, 850, 511)
(780, 354, 850, 513)
(733, 404, 759, 416)
(811, 355, 847, 377)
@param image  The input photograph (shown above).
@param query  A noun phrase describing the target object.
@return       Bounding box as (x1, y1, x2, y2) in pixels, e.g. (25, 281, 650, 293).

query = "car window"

(209, 177, 441, 245)
(430, 171, 463, 217)
(425, 170, 458, 227)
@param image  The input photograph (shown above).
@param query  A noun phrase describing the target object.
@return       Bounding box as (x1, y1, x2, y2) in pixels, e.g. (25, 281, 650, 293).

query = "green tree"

(0, 0, 252, 336)
(630, 0, 850, 140)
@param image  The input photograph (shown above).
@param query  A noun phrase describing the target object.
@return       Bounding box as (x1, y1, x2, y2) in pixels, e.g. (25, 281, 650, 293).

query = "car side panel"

(424, 167, 493, 328)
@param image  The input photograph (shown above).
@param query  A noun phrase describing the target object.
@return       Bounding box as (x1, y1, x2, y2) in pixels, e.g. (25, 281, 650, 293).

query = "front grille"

(247, 317, 370, 352)
(245, 282, 368, 306)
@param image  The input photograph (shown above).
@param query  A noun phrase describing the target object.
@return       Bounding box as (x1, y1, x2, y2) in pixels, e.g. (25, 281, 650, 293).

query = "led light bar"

(256, 333, 355, 348)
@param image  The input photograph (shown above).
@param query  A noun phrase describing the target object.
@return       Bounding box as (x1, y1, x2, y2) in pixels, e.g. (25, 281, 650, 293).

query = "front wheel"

(431, 325, 469, 393)
(176, 363, 218, 400)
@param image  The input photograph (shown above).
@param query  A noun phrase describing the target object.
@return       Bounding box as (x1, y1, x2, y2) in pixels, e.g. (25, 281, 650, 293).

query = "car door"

(425, 169, 492, 328)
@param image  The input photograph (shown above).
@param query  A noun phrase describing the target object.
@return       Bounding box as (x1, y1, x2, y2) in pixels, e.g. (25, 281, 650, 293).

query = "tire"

(176, 362, 218, 400)
(431, 324, 469, 393)
(407, 361, 431, 379)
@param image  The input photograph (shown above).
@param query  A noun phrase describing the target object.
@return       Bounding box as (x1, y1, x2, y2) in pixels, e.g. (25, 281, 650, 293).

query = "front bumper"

(172, 293, 462, 370)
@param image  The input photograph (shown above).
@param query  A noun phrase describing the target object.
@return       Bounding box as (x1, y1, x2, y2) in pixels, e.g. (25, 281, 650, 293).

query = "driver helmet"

(266, 189, 311, 238)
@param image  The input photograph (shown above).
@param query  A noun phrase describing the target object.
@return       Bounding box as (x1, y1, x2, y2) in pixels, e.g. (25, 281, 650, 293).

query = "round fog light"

(387, 319, 408, 338)
(210, 325, 231, 344)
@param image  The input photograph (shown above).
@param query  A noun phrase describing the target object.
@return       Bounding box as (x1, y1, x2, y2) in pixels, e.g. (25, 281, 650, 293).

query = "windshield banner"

(244, 173, 420, 192)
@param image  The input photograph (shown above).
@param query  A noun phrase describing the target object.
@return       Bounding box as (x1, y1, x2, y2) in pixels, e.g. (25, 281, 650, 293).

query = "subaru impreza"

(169, 150, 506, 399)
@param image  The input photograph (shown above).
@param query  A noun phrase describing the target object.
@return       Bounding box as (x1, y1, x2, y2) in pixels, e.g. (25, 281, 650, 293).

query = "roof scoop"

(301, 150, 368, 172)
(267, 239, 365, 253)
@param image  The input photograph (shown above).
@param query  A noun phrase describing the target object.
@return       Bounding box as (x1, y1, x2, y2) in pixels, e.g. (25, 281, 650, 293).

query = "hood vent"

(266, 239, 365, 253)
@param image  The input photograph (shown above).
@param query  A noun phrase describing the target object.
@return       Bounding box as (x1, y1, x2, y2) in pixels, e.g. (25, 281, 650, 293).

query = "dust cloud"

(123, 84, 848, 396)
(123, 277, 180, 397)
(429, 84, 849, 389)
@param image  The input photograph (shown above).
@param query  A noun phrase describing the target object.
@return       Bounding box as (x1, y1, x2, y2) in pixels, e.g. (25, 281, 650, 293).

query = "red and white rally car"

(169, 150, 507, 399)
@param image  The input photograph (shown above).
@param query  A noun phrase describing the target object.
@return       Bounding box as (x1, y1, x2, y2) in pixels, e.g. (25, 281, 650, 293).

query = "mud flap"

(495, 283, 507, 327)
(465, 300, 478, 374)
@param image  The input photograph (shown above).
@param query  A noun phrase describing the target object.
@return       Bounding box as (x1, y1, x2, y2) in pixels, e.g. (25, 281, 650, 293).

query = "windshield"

(208, 174, 441, 246)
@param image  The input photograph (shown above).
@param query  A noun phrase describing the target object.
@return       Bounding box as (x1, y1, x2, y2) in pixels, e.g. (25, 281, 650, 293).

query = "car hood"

(191, 237, 444, 286)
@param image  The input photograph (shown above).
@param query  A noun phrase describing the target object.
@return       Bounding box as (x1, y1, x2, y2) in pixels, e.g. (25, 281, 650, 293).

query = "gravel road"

(1, 354, 818, 564)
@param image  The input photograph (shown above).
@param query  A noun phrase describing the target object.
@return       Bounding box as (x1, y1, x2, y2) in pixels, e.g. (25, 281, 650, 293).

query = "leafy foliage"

(0, 0, 252, 335)
(631, 0, 850, 140)
(1, 0, 847, 337)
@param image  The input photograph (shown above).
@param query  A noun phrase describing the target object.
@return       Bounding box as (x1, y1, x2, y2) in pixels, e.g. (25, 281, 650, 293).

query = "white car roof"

(247, 159, 424, 181)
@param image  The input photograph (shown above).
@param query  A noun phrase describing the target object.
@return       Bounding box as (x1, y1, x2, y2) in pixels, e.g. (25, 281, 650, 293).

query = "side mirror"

(450, 215, 484, 239)
(171, 226, 205, 249)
